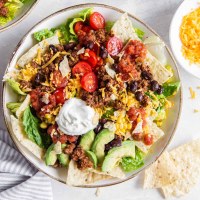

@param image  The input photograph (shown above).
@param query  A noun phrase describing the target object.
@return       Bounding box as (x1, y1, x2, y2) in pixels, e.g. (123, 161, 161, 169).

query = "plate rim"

(2, 3, 183, 188)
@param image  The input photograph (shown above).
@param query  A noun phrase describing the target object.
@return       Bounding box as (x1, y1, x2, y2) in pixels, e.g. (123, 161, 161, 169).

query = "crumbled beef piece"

(68, 50, 79, 67)
(54, 55, 64, 65)
(30, 61, 40, 68)
(56, 44, 64, 52)
(77, 156, 93, 170)
(0, 6, 8, 17)
(19, 80, 32, 91)
(71, 146, 85, 161)
(64, 143, 76, 155)
(43, 52, 53, 63)
(95, 29, 106, 44)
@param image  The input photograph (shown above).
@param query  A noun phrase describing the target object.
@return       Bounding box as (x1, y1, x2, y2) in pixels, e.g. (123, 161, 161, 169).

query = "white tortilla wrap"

(111, 14, 173, 84)
(10, 115, 44, 159)
(17, 35, 59, 68)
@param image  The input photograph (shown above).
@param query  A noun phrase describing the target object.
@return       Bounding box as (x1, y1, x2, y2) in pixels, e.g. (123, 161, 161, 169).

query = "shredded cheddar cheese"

(180, 7, 200, 64)
(189, 87, 196, 99)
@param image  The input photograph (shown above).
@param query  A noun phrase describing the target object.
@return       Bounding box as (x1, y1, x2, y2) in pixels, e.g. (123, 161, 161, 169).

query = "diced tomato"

(47, 125, 57, 135)
(81, 72, 98, 92)
(54, 88, 65, 104)
(52, 70, 68, 88)
(72, 61, 92, 76)
(30, 89, 43, 111)
(74, 21, 84, 34)
(89, 12, 105, 30)
(80, 49, 98, 68)
(92, 43, 99, 53)
(143, 134, 153, 145)
(96, 56, 103, 66)
(52, 134, 68, 144)
(82, 25, 92, 33)
(106, 36, 123, 56)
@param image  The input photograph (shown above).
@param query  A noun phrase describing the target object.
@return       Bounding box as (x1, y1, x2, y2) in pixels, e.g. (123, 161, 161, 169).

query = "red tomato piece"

(30, 89, 42, 111)
(106, 36, 123, 56)
(72, 61, 92, 76)
(54, 88, 65, 104)
(80, 49, 98, 68)
(81, 72, 98, 92)
(143, 134, 153, 146)
(74, 21, 84, 34)
(89, 12, 105, 30)
(82, 25, 92, 33)
(52, 70, 68, 88)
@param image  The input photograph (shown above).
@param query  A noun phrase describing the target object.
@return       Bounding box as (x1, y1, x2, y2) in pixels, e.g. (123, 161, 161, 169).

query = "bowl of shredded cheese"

(170, 0, 200, 79)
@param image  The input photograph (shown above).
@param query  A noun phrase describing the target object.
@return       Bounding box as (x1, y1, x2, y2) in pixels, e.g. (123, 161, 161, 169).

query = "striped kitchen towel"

(0, 129, 53, 200)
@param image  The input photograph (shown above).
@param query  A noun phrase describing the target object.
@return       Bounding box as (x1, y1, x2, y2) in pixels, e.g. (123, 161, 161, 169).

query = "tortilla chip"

(17, 35, 59, 68)
(135, 121, 164, 153)
(111, 13, 138, 43)
(144, 151, 178, 189)
(161, 139, 200, 198)
(16, 95, 31, 119)
(10, 115, 44, 159)
(66, 160, 111, 186)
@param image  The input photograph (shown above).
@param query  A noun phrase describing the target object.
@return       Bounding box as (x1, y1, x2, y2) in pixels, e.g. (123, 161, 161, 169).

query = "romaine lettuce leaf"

(121, 147, 145, 172)
(162, 82, 180, 97)
(134, 28, 145, 39)
(105, 21, 114, 32)
(6, 78, 26, 95)
(6, 102, 21, 114)
(34, 29, 54, 42)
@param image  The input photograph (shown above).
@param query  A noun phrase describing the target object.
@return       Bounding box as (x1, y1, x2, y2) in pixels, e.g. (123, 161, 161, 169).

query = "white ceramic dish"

(3, 3, 182, 187)
(169, 0, 200, 79)
(0, 0, 39, 32)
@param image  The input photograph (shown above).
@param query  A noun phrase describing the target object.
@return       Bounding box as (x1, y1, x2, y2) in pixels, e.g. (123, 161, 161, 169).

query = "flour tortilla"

(16, 95, 31, 119)
(135, 120, 164, 153)
(111, 14, 172, 84)
(17, 35, 59, 68)
(10, 115, 44, 159)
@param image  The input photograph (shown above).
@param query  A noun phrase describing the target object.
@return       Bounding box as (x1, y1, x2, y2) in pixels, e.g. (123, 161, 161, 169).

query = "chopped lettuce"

(102, 108, 115, 119)
(69, 7, 93, 35)
(23, 106, 43, 147)
(6, 78, 26, 95)
(34, 29, 54, 42)
(105, 21, 114, 32)
(134, 28, 145, 39)
(121, 147, 145, 172)
(162, 82, 180, 97)
(6, 102, 21, 114)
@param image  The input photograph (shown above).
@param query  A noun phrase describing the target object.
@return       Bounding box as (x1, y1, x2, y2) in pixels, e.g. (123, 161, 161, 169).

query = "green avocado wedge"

(91, 129, 115, 164)
(58, 153, 69, 167)
(102, 141, 135, 172)
(86, 150, 97, 168)
(80, 130, 95, 151)
(45, 144, 57, 166)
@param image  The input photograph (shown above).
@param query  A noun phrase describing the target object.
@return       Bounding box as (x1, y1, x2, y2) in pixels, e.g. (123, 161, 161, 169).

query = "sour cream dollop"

(56, 98, 98, 135)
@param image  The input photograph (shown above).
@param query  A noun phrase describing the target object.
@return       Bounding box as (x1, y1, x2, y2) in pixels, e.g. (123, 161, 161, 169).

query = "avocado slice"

(80, 130, 95, 151)
(102, 141, 135, 172)
(86, 150, 97, 168)
(45, 144, 57, 166)
(58, 153, 69, 167)
(91, 129, 115, 163)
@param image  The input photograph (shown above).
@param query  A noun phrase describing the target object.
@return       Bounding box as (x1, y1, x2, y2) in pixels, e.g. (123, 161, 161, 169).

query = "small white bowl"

(169, 0, 200, 79)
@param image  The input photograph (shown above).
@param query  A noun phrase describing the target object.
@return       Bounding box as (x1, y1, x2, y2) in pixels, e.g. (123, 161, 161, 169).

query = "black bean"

(135, 91, 143, 102)
(100, 118, 107, 125)
(150, 80, 159, 92)
(64, 42, 76, 51)
(85, 40, 94, 49)
(129, 81, 138, 93)
(94, 123, 103, 134)
(34, 73, 45, 86)
(112, 63, 120, 73)
(49, 44, 58, 54)
(141, 71, 152, 80)
(157, 85, 164, 95)
(100, 46, 108, 59)
(141, 95, 149, 107)
(105, 137, 122, 151)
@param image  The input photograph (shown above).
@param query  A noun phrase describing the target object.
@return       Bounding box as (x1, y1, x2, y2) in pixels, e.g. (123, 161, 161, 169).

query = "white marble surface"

(1, 0, 200, 199)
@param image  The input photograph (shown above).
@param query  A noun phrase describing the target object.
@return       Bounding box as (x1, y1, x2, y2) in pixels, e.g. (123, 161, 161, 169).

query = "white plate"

(3, 3, 182, 187)
(169, 0, 200, 79)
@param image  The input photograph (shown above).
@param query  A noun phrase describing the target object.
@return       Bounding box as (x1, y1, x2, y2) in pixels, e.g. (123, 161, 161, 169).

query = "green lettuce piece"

(34, 29, 54, 42)
(0, 0, 23, 26)
(162, 82, 180, 97)
(134, 28, 145, 39)
(121, 147, 145, 172)
(102, 108, 115, 119)
(6, 102, 21, 114)
(23, 106, 43, 147)
(69, 7, 93, 35)
(105, 21, 114, 32)
(6, 79, 26, 95)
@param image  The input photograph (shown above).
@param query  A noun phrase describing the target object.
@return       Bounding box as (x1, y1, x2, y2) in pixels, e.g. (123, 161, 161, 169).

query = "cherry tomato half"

(74, 21, 84, 34)
(80, 49, 98, 68)
(106, 36, 123, 56)
(89, 12, 105, 30)
(72, 61, 92, 76)
(54, 88, 65, 104)
(143, 134, 153, 146)
(81, 72, 98, 92)
(82, 25, 92, 33)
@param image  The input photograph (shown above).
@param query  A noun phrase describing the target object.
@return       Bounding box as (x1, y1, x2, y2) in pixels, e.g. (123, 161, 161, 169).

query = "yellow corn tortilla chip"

(10, 115, 44, 159)
(135, 121, 164, 153)
(161, 138, 200, 198)
(17, 35, 59, 68)
(143, 151, 178, 189)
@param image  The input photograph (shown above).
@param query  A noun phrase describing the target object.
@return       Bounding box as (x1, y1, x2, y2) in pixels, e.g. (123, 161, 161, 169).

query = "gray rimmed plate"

(0, 0, 39, 32)
(2, 3, 182, 187)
